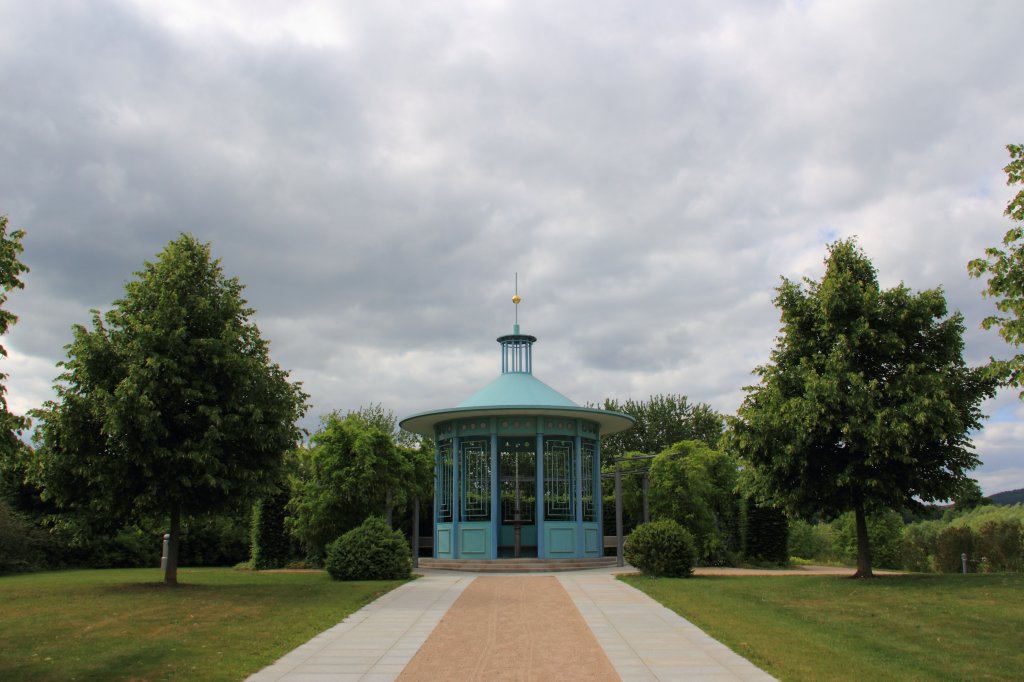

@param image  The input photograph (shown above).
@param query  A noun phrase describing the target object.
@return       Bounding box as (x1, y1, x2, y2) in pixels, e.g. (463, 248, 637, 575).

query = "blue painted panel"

(458, 522, 491, 559)
(584, 525, 601, 557)
(545, 522, 577, 558)
(437, 525, 452, 558)
(499, 524, 537, 546)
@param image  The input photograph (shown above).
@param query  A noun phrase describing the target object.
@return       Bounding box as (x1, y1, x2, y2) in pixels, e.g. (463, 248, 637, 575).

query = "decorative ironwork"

(438, 442, 453, 522)
(460, 438, 490, 521)
(500, 438, 535, 523)
(544, 438, 575, 521)
(581, 439, 596, 522)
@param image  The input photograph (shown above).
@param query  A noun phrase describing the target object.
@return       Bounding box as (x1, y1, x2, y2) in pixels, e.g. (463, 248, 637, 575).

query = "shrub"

(0, 500, 49, 574)
(900, 520, 942, 572)
(832, 510, 904, 569)
(975, 519, 1023, 572)
(325, 516, 411, 581)
(788, 519, 834, 562)
(251, 490, 291, 570)
(624, 519, 697, 577)
(935, 526, 974, 573)
(743, 500, 789, 564)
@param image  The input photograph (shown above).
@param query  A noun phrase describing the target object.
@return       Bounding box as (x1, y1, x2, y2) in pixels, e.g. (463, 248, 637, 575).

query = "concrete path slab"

(558, 572, 776, 681)
(246, 572, 474, 681)
(247, 567, 776, 682)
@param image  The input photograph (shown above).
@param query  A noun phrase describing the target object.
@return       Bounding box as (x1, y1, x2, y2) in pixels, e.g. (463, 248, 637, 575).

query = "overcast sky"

(3, 1, 1023, 494)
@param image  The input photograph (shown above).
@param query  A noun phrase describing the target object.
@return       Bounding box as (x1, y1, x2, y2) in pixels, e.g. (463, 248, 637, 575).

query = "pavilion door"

(498, 438, 537, 557)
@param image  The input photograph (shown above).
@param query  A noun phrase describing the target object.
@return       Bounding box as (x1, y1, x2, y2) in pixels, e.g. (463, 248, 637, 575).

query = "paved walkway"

(247, 567, 776, 682)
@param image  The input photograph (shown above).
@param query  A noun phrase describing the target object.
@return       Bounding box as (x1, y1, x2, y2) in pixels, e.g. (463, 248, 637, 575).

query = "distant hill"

(988, 488, 1024, 506)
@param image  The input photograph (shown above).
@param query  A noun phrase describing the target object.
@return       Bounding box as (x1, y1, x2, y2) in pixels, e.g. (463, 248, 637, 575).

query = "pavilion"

(400, 295, 633, 561)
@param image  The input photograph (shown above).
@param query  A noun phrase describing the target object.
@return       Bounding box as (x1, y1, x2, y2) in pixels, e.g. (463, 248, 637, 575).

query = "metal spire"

(512, 272, 521, 334)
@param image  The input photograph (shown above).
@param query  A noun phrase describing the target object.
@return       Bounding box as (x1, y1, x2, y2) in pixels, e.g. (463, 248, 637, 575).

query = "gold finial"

(513, 273, 520, 327)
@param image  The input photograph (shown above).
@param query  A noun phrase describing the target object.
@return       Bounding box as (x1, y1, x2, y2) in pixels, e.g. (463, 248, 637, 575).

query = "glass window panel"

(438, 442, 453, 522)
(460, 438, 490, 521)
(500, 438, 535, 523)
(544, 438, 575, 521)
(581, 439, 596, 522)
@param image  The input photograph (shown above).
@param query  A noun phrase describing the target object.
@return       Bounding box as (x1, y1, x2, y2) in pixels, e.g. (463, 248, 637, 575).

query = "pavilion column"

(535, 427, 545, 558)
(490, 425, 499, 559)
(433, 435, 440, 558)
(595, 435, 603, 551)
(574, 429, 584, 558)
(452, 434, 460, 559)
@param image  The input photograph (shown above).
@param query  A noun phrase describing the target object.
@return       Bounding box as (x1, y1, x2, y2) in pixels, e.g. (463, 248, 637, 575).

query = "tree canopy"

(601, 394, 723, 459)
(31, 234, 308, 584)
(288, 407, 432, 561)
(0, 215, 29, 458)
(968, 143, 1024, 394)
(727, 238, 995, 577)
(648, 440, 739, 564)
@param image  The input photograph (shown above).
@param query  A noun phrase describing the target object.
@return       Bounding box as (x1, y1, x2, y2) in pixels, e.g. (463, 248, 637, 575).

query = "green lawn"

(0, 567, 405, 681)
(623, 573, 1024, 682)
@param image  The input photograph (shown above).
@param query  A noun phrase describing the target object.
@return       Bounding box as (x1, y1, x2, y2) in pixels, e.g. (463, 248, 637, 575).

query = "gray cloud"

(3, 0, 1024, 494)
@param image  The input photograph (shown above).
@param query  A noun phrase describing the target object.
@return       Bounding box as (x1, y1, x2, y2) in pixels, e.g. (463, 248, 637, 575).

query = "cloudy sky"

(3, 1, 1023, 494)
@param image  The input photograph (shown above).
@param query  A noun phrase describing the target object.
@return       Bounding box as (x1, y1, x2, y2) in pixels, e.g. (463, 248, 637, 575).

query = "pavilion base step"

(418, 557, 618, 573)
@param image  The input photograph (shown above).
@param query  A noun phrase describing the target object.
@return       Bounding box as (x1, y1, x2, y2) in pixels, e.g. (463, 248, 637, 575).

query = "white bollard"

(961, 552, 968, 574)
(161, 533, 170, 571)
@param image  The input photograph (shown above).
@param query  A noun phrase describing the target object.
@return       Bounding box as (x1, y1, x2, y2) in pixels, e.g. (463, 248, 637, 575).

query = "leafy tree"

(0, 215, 29, 458)
(648, 440, 740, 565)
(601, 394, 723, 459)
(288, 407, 431, 561)
(31, 234, 307, 584)
(728, 239, 996, 577)
(969, 143, 1024, 393)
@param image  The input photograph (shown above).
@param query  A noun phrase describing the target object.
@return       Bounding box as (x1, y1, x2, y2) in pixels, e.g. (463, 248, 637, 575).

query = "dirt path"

(397, 576, 619, 682)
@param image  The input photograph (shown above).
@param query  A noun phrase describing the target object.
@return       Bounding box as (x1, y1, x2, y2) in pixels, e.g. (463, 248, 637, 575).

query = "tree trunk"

(852, 502, 873, 578)
(164, 502, 181, 586)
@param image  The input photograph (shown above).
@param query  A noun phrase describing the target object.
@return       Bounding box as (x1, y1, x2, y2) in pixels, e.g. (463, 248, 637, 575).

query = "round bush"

(624, 519, 697, 577)
(325, 516, 412, 581)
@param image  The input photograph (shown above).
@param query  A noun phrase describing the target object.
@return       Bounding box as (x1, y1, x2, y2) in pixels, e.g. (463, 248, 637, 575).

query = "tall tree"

(0, 216, 29, 458)
(648, 440, 740, 564)
(287, 407, 431, 561)
(31, 234, 307, 584)
(968, 143, 1024, 393)
(727, 239, 995, 577)
(601, 394, 723, 459)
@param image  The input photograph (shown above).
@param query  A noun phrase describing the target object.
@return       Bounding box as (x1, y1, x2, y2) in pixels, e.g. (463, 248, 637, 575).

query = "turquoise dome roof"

(457, 372, 577, 408)
(400, 327, 634, 437)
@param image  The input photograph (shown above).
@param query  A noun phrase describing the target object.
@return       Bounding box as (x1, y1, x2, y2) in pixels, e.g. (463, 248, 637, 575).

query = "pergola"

(401, 322, 633, 560)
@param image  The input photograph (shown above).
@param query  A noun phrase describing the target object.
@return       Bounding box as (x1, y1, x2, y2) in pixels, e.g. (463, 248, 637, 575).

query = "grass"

(623, 572, 1024, 681)
(0, 567, 406, 681)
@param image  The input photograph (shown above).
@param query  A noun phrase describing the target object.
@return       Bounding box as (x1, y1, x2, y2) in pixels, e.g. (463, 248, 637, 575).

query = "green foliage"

(742, 500, 789, 564)
(648, 440, 740, 565)
(0, 499, 51, 574)
(968, 143, 1024, 394)
(30, 234, 308, 584)
(0, 216, 29, 460)
(787, 519, 834, 562)
(251, 488, 291, 570)
(899, 520, 943, 572)
(975, 519, 1023, 572)
(623, 519, 696, 577)
(948, 502, 1024, 530)
(728, 238, 996, 576)
(935, 526, 974, 573)
(289, 408, 431, 561)
(601, 394, 723, 459)
(324, 516, 412, 581)
(832, 510, 904, 570)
